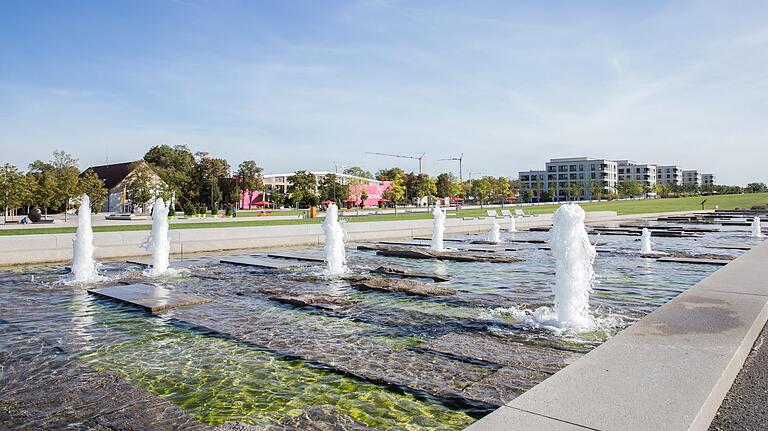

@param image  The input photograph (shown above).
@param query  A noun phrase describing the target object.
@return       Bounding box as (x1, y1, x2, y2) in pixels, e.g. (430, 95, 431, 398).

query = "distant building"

(702, 173, 715, 186)
(518, 157, 617, 201)
(83, 161, 166, 213)
(240, 171, 388, 208)
(683, 170, 702, 186)
(617, 160, 657, 188)
(656, 165, 683, 186)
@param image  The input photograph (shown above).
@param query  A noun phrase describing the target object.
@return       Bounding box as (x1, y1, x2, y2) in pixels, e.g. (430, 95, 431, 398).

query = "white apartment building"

(518, 157, 618, 201)
(263, 171, 381, 194)
(617, 160, 657, 187)
(683, 170, 702, 186)
(656, 165, 683, 186)
(702, 174, 715, 186)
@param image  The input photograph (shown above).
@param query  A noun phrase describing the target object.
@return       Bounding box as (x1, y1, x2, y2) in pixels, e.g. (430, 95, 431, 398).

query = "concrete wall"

(0, 211, 628, 266)
(1, 209, 713, 266)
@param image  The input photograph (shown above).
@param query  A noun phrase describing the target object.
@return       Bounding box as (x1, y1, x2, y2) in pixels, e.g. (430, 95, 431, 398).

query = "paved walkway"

(710, 322, 768, 431)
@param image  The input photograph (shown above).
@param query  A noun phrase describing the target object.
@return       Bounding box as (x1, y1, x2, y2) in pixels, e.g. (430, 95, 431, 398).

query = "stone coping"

(465, 239, 768, 430)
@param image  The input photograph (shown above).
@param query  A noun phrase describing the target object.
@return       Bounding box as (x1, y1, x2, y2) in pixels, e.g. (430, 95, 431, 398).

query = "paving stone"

(88, 284, 211, 313)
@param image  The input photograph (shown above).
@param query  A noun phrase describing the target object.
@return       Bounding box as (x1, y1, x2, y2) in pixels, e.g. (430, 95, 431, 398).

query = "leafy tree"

(50, 151, 81, 220)
(746, 182, 767, 193)
(287, 170, 319, 208)
(406, 173, 436, 204)
(343, 166, 374, 179)
(471, 178, 492, 206)
(237, 160, 264, 208)
(78, 169, 108, 212)
(269, 188, 287, 208)
(318, 173, 350, 203)
(490, 177, 512, 203)
(569, 182, 583, 201)
(435, 173, 452, 198)
(382, 171, 406, 206)
(588, 180, 604, 200)
(0, 164, 26, 222)
(376, 167, 407, 182)
(617, 179, 644, 198)
(359, 190, 368, 208)
(144, 145, 196, 207)
(126, 163, 154, 212)
(195, 152, 230, 209)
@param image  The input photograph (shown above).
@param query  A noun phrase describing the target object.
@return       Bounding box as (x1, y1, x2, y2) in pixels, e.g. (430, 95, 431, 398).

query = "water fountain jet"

(431, 206, 446, 251)
(549, 203, 596, 331)
(752, 216, 764, 238)
(508, 216, 517, 232)
(322, 204, 347, 275)
(640, 228, 653, 254)
(487, 219, 501, 243)
(70, 195, 100, 283)
(143, 198, 171, 276)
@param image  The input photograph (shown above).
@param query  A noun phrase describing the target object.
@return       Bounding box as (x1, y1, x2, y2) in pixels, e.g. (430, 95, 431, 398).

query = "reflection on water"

(0, 223, 762, 430)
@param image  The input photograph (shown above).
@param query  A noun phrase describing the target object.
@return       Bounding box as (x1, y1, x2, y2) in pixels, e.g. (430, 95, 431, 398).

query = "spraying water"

(509, 216, 517, 232)
(640, 228, 653, 254)
(322, 203, 347, 275)
(71, 195, 100, 283)
(549, 203, 596, 331)
(431, 206, 446, 251)
(143, 198, 171, 276)
(487, 219, 501, 243)
(752, 216, 764, 238)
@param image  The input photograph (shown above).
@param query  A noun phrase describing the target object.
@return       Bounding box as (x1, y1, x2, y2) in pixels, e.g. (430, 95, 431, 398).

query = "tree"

(471, 178, 492, 206)
(269, 188, 287, 208)
(343, 166, 373, 179)
(49, 151, 80, 220)
(126, 163, 154, 212)
(746, 182, 767, 193)
(195, 153, 230, 210)
(569, 182, 583, 201)
(78, 169, 108, 212)
(237, 160, 264, 208)
(376, 167, 407, 182)
(491, 177, 512, 203)
(318, 173, 350, 202)
(617, 179, 643, 198)
(406, 173, 436, 205)
(435, 173, 452, 198)
(287, 170, 319, 208)
(359, 190, 368, 208)
(588, 180, 604, 200)
(382, 171, 406, 207)
(0, 164, 26, 222)
(144, 145, 196, 207)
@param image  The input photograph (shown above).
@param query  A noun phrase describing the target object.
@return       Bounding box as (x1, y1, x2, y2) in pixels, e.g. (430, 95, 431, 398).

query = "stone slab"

(414, 236, 464, 242)
(266, 252, 325, 263)
(88, 284, 211, 313)
(704, 244, 753, 251)
(125, 258, 206, 268)
(220, 256, 314, 269)
(657, 256, 731, 265)
(465, 240, 768, 431)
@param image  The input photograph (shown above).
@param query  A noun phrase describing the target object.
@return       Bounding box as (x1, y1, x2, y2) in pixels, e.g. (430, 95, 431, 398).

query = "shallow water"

(0, 222, 762, 430)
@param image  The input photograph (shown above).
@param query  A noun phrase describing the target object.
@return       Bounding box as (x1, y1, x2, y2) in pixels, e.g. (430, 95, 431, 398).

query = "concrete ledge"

(0, 209, 709, 266)
(466, 239, 768, 431)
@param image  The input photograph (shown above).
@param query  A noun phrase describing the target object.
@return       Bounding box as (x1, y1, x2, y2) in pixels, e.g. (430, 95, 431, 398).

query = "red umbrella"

(253, 200, 270, 206)
(450, 197, 464, 201)
(344, 197, 357, 203)
(377, 198, 391, 202)
(321, 200, 336, 204)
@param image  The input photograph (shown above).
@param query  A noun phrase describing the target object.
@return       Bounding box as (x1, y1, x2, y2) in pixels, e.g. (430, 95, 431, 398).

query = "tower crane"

(437, 153, 464, 182)
(365, 152, 425, 174)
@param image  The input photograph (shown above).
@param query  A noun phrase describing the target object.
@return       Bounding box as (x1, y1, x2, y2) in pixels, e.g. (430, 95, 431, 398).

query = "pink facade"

(239, 190, 266, 209)
(348, 181, 391, 207)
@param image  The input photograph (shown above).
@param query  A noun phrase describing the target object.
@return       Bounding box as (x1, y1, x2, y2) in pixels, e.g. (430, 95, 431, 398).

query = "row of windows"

(546, 163, 615, 173)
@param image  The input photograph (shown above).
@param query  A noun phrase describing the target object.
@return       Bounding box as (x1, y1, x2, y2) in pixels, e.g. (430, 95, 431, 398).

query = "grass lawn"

(2, 193, 766, 236)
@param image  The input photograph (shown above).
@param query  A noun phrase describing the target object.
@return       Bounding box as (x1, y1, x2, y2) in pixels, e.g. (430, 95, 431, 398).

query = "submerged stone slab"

(419, 332, 580, 374)
(371, 264, 450, 282)
(221, 256, 314, 269)
(88, 284, 211, 313)
(262, 288, 354, 312)
(267, 252, 325, 263)
(413, 236, 464, 242)
(347, 276, 456, 297)
(125, 258, 208, 268)
(506, 239, 548, 244)
(365, 244, 524, 263)
(705, 244, 753, 251)
(275, 406, 376, 431)
(0, 325, 208, 431)
(657, 256, 731, 266)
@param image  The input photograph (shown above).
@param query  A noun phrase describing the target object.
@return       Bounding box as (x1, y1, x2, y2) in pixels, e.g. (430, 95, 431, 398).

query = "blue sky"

(1, 0, 766, 184)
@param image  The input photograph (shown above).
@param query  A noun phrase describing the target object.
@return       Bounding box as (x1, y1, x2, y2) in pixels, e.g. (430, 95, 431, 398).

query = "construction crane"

(365, 152, 425, 174)
(437, 153, 464, 182)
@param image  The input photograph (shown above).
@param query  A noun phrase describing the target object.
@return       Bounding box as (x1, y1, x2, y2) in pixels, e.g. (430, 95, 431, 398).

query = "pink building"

(348, 181, 391, 207)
